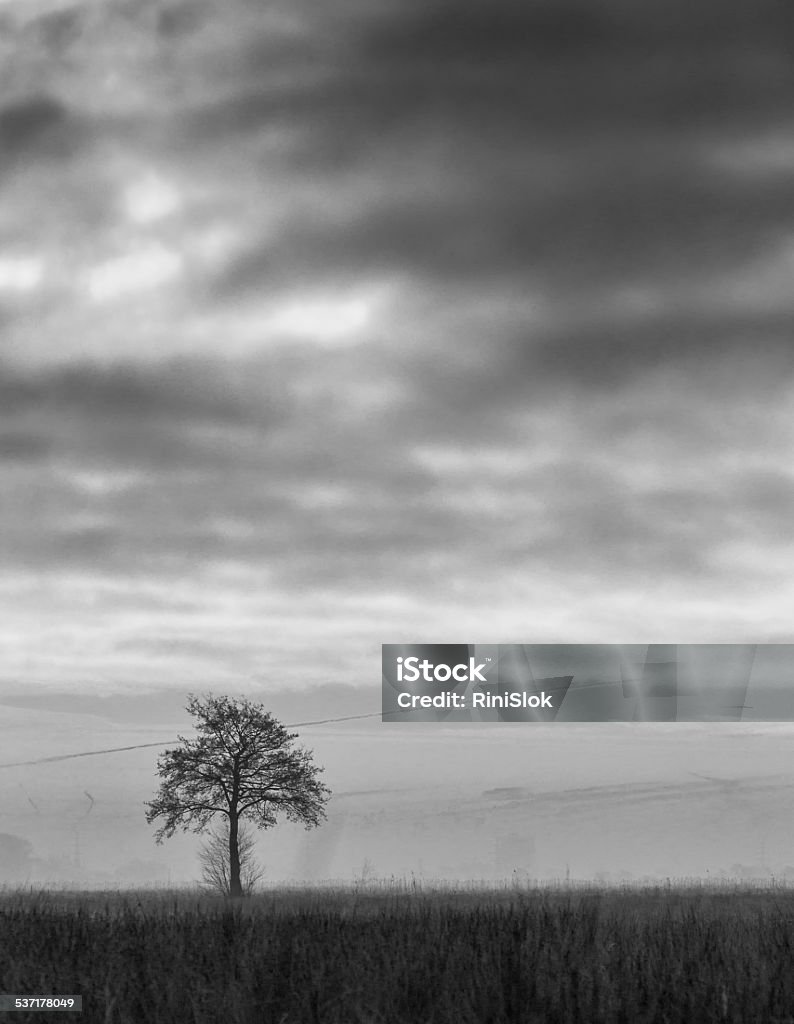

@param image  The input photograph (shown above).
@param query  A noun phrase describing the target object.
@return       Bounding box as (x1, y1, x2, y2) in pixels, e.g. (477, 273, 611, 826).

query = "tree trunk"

(228, 812, 242, 898)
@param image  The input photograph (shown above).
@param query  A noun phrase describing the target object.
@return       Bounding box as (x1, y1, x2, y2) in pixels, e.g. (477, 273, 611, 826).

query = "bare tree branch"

(199, 820, 264, 897)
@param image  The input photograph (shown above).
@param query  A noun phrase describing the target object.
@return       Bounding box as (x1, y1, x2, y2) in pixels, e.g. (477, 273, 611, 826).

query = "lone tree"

(145, 693, 331, 897)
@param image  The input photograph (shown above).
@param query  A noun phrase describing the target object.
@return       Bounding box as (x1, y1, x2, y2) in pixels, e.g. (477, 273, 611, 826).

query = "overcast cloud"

(2, 0, 794, 694)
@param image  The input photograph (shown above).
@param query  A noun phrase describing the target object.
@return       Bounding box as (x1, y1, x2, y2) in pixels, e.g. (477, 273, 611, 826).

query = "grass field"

(2, 881, 794, 1023)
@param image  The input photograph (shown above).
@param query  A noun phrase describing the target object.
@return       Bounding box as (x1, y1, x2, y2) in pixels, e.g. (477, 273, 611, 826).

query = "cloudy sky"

(4, 0, 794, 886)
(2, 0, 794, 698)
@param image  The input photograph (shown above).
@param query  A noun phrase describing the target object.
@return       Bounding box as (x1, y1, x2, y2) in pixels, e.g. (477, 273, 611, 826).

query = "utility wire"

(0, 712, 383, 770)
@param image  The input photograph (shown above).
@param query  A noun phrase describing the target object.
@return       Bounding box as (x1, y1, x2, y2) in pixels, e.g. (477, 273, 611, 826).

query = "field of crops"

(2, 882, 794, 1023)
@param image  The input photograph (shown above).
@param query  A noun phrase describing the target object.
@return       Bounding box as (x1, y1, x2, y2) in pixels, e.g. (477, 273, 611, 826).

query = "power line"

(0, 741, 172, 769)
(286, 712, 382, 728)
(0, 712, 383, 770)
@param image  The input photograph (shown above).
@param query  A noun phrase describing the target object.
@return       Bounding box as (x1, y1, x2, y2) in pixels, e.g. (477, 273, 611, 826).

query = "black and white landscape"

(2, 1, 794, 1020)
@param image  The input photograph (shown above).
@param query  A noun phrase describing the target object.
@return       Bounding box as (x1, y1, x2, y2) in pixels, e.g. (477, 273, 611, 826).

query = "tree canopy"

(145, 693, 331, 895)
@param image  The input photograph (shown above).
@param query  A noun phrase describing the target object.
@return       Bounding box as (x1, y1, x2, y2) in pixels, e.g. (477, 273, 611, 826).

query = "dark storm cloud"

(355, 0, 794, 95)
(3, 0, 794, 692)
(187, 0, 794, 399)
(0, 359, 282, 425)
(0, 348, 437, 579)
(0, 95, 68, 153)
(0, 93, 91, 180)
(366, 2, 616, 61)
(190, 0, 794, 154)
(2, 346, 786, 607)
(213, 146, 794, 299)
(362, 0, 794, 55)
(0, 430, 51, 463)
(506, 312, 794, 391)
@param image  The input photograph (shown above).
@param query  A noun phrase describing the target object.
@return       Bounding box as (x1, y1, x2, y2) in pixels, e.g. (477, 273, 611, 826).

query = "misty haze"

(3, 693, 794, 888)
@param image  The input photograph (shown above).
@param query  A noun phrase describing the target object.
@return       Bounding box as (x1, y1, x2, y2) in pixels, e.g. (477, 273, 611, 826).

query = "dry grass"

(2, 880, 794, 1023)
